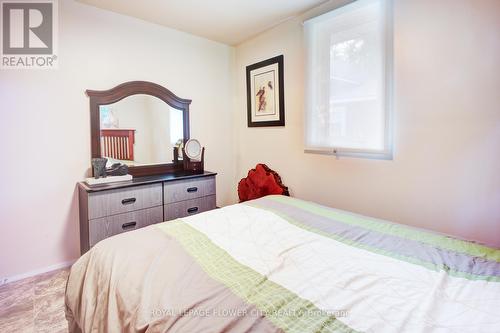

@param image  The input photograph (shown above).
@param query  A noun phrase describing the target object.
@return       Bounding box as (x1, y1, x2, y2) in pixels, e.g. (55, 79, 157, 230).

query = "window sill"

(304, 148, 393, 160)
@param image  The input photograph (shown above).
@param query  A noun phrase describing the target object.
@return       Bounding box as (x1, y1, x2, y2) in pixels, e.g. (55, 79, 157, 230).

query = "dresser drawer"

(164, 176, 216, 204)
(88, 183, 162, 219)
(89, 206, 163, 247)
(164, 195, 216, 221)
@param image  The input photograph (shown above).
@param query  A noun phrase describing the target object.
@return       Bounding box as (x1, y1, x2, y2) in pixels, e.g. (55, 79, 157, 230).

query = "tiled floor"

(0, 268, 69, 333)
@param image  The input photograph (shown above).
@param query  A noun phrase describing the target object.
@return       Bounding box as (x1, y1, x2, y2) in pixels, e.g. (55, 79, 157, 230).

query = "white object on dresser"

(78, 172, 217, 254)
(85, 174, 133, 185)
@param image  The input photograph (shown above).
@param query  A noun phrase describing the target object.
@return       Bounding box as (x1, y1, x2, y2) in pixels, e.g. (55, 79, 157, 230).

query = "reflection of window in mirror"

(170, 108, 183, 145)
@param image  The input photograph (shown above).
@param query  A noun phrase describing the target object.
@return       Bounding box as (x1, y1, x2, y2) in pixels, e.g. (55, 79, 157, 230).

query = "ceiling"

(77, 0, 327, 45)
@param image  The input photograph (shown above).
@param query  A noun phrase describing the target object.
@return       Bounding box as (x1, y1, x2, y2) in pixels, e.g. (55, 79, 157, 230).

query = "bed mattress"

(65, 195, 500, 332)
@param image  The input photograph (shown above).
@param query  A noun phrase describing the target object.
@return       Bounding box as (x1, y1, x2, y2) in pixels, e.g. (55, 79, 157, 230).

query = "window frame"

(304, 0, 394, 160)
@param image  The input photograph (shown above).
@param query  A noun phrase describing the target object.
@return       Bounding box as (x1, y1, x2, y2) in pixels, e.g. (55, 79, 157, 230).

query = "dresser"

(78, 171, 216, 254)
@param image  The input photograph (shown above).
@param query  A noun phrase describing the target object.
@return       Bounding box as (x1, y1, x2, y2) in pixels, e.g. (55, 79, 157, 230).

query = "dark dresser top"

(79, 171, 217, 193)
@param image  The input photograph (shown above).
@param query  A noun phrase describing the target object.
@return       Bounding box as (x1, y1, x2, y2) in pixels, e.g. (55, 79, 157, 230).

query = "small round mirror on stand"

(182, 139, 204, 172)
(185, 139, 202, 161)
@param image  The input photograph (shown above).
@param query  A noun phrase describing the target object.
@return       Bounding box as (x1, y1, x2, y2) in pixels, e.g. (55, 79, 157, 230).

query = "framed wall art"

(246, 55, 285, 127)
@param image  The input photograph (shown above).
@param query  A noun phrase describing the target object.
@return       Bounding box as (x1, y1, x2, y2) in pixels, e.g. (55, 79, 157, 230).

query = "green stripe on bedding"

(266, 196, 500, 263)
(244, 202, 500, 282)
(157, 221, 357, 333)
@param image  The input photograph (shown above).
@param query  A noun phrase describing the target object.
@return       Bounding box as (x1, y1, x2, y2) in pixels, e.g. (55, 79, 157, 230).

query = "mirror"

(99, 95, 184, 166)
(184, 139, 202, 161)
(87, 81, 191, 177)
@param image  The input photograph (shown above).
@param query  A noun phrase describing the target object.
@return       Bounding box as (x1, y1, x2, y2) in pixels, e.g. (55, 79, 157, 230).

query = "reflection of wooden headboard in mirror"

(86, 81, 191, 177)
(100, 129, 135, 161)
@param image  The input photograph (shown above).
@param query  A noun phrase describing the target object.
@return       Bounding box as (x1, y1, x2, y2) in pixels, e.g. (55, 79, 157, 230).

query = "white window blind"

(304, 0, 393, 159)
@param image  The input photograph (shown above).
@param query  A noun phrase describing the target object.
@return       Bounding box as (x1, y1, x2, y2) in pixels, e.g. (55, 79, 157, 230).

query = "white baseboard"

(0, 259, 77, 286)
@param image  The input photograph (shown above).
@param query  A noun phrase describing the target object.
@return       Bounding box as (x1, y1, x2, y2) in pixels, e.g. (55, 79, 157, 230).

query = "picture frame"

(246, 55, 285, 127)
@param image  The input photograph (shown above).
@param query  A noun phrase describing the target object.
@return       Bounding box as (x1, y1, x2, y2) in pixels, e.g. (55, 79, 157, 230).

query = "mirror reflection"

(99, 95, 184, 166)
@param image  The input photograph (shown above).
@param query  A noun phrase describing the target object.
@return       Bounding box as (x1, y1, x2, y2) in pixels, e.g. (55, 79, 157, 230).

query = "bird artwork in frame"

(246, 55, 285, 127)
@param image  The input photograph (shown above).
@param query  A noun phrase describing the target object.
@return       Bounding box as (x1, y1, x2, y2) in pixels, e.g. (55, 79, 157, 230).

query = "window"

(304, 0, 393, 159)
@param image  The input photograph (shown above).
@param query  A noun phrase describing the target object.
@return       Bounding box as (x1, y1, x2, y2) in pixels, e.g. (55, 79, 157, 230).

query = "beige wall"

(0, 0, 236, 280)
(234, 0, 500, 247)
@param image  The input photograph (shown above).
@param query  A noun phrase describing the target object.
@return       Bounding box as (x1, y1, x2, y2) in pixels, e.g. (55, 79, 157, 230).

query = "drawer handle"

(187, 187, 198, 193)
(187, 207, 199, 214)
(121, 198, 137, 205)
(122, 222, 137, 230)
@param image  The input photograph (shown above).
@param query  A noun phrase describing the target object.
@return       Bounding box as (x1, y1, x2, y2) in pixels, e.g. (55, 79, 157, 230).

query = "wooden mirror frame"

(86, 81, 191, 177)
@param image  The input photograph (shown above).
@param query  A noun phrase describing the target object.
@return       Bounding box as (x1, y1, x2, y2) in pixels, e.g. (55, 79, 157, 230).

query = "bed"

(65, 195, 500, 332)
